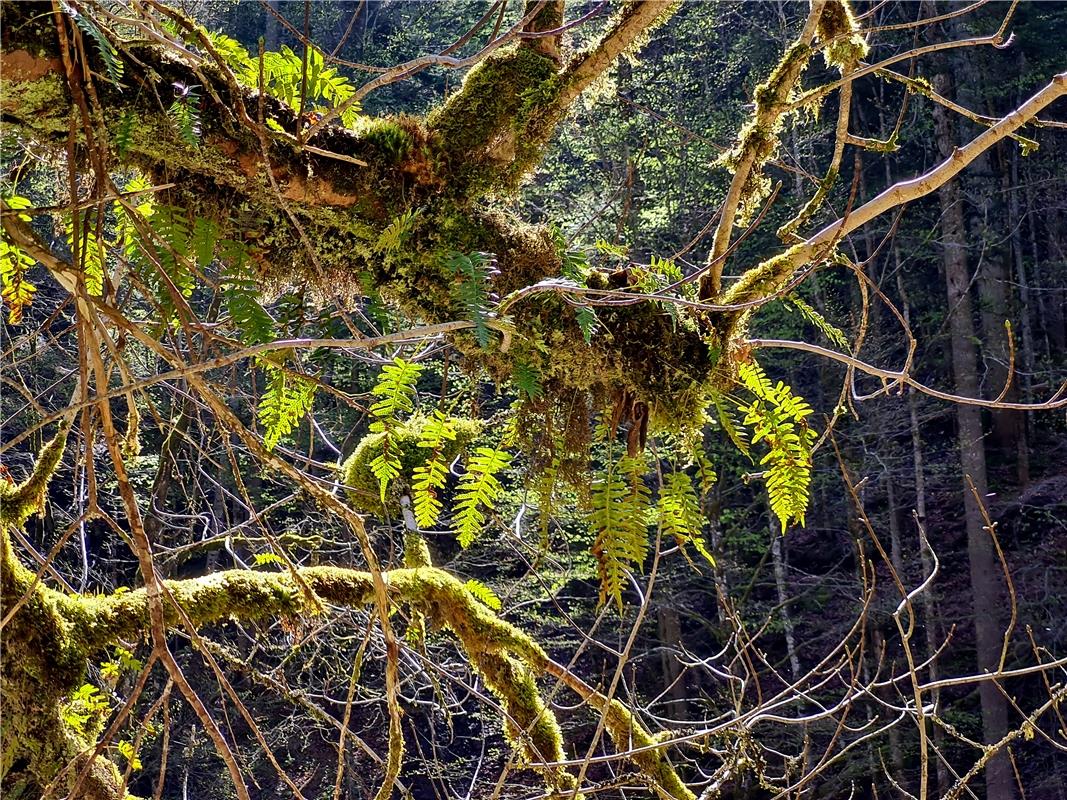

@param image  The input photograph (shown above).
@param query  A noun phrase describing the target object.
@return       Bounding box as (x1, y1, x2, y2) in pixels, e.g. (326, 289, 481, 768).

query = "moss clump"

(428, 46, 561, 196)
(815, 0, 868, 71)
(339, 416, 481, 516)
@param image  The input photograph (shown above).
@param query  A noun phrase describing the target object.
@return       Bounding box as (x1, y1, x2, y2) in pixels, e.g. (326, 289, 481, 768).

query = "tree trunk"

(931, 69, 1014, 800)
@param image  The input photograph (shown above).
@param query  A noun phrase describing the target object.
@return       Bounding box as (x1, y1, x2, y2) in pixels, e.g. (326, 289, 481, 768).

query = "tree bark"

(931, 69, 1014, 800)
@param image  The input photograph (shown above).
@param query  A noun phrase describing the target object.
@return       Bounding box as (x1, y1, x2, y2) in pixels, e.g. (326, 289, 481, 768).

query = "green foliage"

(100, 646, 143, 683)
(368, 358, 424, 501)
(376, 209, 418, 254)
(453, 446, 512, 548)
(444, 251, 493, 349)
(658, 470, 715, 566)
(464, 578, 502, 611)
(0, 195, 36, 324)
(66, 4, 123, 84)
(113, 111, 136, 158)
(221, 238, 276, 345)
(512, 361, 543, 400)
(214, 40, 361, 128)
(714, 394, 749, 458)
(786, 294, 848, 349)
(116, 739, 142, 771)
(411, 410, 457, 528)
(253, 552, 284, 567)
(167, 85, 201, 147)
(258, 366, 317, 451)
(61, 683, 110, 739)
(64, 213, 105, 296)
(591, 455, 651, 610)
(738, 360, 816, 531)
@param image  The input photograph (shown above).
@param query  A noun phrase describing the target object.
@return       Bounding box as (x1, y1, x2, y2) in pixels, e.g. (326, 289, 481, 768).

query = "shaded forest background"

(2, 1, 1066, 799)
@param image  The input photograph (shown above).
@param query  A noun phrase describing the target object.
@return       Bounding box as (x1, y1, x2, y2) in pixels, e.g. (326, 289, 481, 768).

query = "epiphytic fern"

(453, 446, 512, 548)
(411, 410, 457, 528)
(714, 394, 749, 458)
(591, 455, 650, 610)
(258, 44, 361, 127)
(658, 470, 715, 567)
(464, 578, 502, 611)
(258, 366, 316, 450)
(1, 196, 37, 324)
(511, 361, 543, 400)
(65, 3, 123, 84)
(224, 277, 276, 345)
(367, 358, 423, 501)
(113, 111, 136, 158)
(375, 209, 417, 254)
(168, 84, 201, 147)
(786, 294, 849, 350)
(64, 214, 105, 296)
(444, 251, 494, 349)
(739, 360, 816, 531)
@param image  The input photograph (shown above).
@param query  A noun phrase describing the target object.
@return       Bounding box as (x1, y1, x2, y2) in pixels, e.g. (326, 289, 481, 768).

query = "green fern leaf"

(464, 579, 502, 611)
(113, 111, 136, 158)
(591, 455, 650, 610)
(511, 361, 543, 400)
(66, 4, 123, 83)
(444, 251, 493, 349)
(168, 86, 201, 147)
(786, 294, 849, 350)
(739, 360, 816, 531)
(0, 242, 36, 324)
(411, 410, 457, 528)
(375, 209, 417, 254)
(258, 366, 316, 450)
(453, 447, 511, 548)
(64, 214, 105, 296)
(658, 471, 714, 567)
(368, 358, 423, 501)
(224, 278, 276, 345)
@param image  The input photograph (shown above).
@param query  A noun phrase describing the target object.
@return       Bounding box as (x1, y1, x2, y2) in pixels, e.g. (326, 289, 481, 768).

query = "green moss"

(0, 73, 68, 136)
(815, 0, 868, 70)
(339, 416, 481, 516)
(428, 46, 561, 195)
(718, 42, 813, 227)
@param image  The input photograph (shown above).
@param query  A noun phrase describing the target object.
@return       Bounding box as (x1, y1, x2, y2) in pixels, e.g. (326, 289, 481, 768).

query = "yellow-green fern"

(591, 455, 650, 610)
(739, 360, 816, 531)
(367, 358, 423, 502)
(453, 447, 511, 547)
(411, 410, 457, 528)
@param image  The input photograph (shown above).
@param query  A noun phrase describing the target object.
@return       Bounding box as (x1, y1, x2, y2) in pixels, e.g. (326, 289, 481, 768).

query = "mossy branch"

(0, 420, 71, 531)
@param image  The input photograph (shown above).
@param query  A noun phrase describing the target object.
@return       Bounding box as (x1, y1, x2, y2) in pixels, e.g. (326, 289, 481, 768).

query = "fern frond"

(258, 366, 316, 450)
(113, 111, 136, 158)
(658, 471, 714, 566)
(463, 579, 502, 611)
(511, 362, 543, 400)
(191, 217, 218, 268)
(168, 86, 201, 147)
(714, 395, 749, 458)
(591, 455, 650, 610)
(411, 410, 457, 528)
(375, 209, 417, 254)
(453, 447, 512, 548)
(224, 276, 276, 345)
(1, 203, 37, 324)
(64, 214, 105, 296)
(739, 360, 816, 532)
(445, 251, 493, 349)
(787, 295, 849, 349)
(66, 4, 123, 83)
(367, 358, 423, 501)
